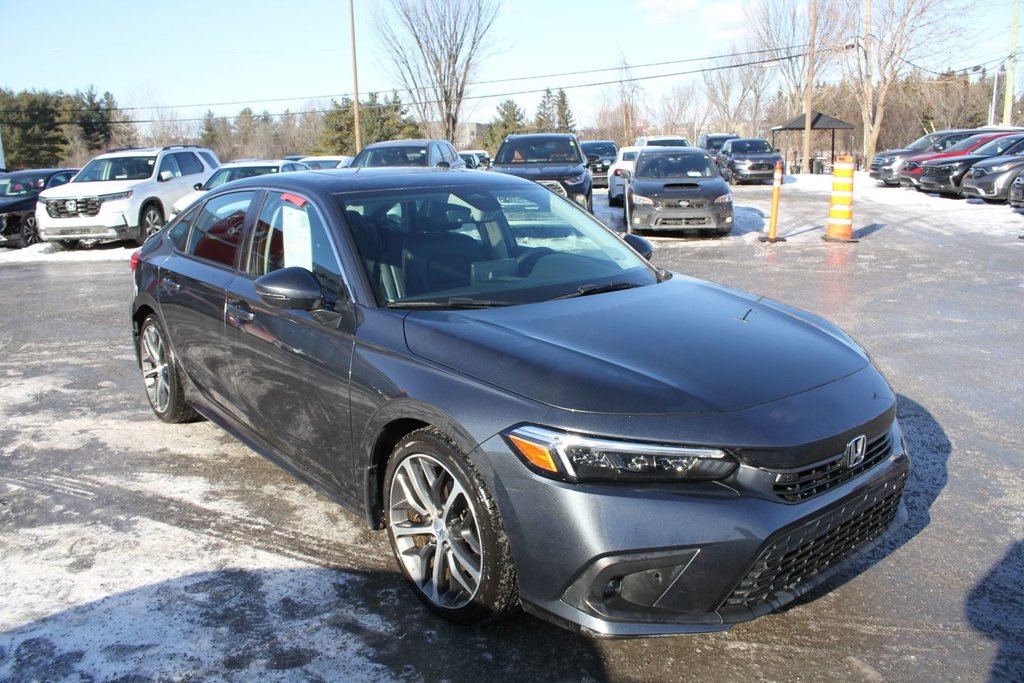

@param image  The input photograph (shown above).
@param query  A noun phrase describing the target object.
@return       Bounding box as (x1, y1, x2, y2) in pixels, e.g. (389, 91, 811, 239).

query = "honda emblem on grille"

(65, 200, 78, 213)
(844, 435, 867, 468)
(679, 199, 690, 207)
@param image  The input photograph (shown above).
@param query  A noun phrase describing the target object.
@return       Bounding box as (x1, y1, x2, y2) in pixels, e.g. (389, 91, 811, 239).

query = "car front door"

(221, 189, 358, 501)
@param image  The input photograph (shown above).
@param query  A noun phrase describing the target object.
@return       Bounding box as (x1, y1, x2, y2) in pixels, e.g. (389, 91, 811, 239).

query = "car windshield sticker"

(282, 205, 313, 270)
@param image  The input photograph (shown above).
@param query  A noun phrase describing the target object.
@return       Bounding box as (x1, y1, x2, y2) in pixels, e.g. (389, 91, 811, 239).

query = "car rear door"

(157, 189, 260, 415)
(221, 189, 358, 501)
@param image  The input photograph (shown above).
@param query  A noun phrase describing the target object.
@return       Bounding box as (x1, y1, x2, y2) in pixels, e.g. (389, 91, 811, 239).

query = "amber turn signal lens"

(507, 433, 559, 473)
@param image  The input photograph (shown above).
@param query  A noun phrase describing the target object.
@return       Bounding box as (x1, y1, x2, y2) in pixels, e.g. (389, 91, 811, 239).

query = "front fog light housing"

(504, 425, 736, 483)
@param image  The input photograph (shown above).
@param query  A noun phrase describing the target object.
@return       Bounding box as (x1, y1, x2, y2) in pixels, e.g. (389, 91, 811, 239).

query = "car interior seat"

(401, 202, 484, 297)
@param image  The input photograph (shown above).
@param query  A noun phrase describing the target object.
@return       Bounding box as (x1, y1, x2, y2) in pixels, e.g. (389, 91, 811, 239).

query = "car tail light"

(613, 169, 623, 176)
(131, 250, 141, 272)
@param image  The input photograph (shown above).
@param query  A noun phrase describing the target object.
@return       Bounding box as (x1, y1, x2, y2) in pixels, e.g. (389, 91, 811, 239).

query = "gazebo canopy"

(771, 111, 855, 131)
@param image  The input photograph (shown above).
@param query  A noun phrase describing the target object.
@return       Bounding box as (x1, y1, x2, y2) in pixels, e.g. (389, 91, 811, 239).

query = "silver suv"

(36, 145, 219, 247)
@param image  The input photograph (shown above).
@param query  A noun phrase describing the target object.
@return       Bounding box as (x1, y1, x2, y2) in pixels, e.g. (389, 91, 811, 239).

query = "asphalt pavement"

(1, 182, 1022, 682)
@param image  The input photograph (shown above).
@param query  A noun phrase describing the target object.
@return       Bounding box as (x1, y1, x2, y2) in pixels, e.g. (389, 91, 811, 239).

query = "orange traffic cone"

(759, 161, 786, 243)
(823, 156, 858, 242)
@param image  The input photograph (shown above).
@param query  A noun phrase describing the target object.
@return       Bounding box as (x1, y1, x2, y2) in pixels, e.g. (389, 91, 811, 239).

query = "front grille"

(771, 431, 892, 502)
(658, 199, 706, 209)
(721, 469, 906, 614)
(920, 166, 952, 179)
(45, 197, 101, 218)
(656, 216, 710, 227)
(537, 181, 567, 198)
(748, 163, 773, 171)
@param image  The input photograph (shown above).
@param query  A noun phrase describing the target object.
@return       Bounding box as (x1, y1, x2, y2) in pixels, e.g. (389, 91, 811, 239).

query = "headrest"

(418, 202, 473, 232)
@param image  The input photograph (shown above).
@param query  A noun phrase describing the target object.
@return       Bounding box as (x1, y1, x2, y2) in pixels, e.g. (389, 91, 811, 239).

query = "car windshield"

(495, 138, 583, 164)
(581, 142, 617, 156)
(635, 153, 716, 178)
(906, 132, 946, 151)
(303, 159, 342, 169)
(75, 156, 155, 182)
(205, 166, 280, 189)
(729, 140, 774, 154)
(974, 135, 1024, 155)
(646, 137, 690, 147)
(352, 146, 428, 167)
(706, 137, 736, 151)
(0, 172, 49, 197)
(336, 183, 656, 307)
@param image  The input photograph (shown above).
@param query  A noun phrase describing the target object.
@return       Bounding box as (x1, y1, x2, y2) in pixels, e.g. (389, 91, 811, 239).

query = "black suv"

(580, 140, 618, 188)
(717, 138, 784, 184)
(0, 168, 78, 248)
(697, 133, 739, 163)
(490, 133, 595, 212)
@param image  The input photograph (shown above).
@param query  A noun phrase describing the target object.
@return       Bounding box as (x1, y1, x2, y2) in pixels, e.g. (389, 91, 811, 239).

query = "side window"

(157, 154, 182, 179)
(175, 152, 203, 176)
(430, 143, 443, 166)
(248, 191, 344, 308)
(168, 203, 201, 251)
(443, 143, 457, 163)
(49, 173, 73, 188)
(185, 191, 256, 268)
(198, 150, 220, 169)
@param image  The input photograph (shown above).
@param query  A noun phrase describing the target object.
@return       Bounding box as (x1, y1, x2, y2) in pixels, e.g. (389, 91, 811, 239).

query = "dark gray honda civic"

(131, 167, 909, 636)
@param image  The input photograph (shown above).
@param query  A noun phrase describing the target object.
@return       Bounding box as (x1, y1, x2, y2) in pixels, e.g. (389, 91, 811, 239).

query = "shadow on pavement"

(0, 567, 607, 682)
(853, 222, 887, 239)
(966, 540, 1024, 682)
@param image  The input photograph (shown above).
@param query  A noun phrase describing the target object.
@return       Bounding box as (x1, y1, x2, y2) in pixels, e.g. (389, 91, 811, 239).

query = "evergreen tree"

(485, 99, 526, 152)
(0, 89, 67, 168)
(533, 89, 556, 132)
(200, 110, 219, 149)
(555, 89, 575, 133)
(320, 93, 422, 155)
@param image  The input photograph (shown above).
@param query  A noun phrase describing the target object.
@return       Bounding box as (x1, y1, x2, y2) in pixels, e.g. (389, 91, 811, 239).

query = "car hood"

(0, 196, 36, 213)
(874, 148, 911, 159)
(970, 154, 1024, 172)
(631, 176, 729, 200)
(39, 179, 143, 199)
(731, 153, 782, 163)
(490, 163, 587, 181)
(403, 277, 868, 415)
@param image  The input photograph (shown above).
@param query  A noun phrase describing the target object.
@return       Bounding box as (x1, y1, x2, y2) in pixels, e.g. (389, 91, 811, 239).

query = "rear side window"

(198, 150, 220, 169)
(168, 204, 201, 250)
(185, 191, 257, 268)
(174, 152, 203, 176)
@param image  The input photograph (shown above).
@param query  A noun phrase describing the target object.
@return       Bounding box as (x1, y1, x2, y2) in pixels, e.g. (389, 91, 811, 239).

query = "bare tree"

(702, 45, 773, 136)
(840, 0, 971, 162)
(746, 0, 843, 118)
(616, 57, 646, 142)
(375, 0, 499, 141)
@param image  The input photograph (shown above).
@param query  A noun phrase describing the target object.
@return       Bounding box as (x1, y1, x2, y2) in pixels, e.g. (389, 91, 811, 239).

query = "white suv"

(36, 145, 220, 247)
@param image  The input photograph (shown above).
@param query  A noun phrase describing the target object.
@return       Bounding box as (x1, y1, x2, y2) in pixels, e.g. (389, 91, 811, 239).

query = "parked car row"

(870, 126, 1024, 205)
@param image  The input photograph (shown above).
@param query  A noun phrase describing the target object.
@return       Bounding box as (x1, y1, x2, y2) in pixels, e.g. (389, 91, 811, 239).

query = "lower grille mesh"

(721, 469, 906, 614)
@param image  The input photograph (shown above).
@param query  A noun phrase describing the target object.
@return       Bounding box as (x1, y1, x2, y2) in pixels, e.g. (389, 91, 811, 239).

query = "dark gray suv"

(131, 167, 908, 636)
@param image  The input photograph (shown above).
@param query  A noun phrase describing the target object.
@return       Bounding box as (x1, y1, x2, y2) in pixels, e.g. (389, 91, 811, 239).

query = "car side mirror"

(159, 170, 174, 182)
(193, 182, 203, 190)
(623, 233, 653, 260)
(255, 267, 323, 311)
(437, 161, 450, 168)
(774, 148, 781, 153)
(586, 154, 600, 164)
(619, 169, 632, 180)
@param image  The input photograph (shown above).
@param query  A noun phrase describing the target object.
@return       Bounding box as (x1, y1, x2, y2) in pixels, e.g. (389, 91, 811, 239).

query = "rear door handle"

(226, 301, 254, 324)
(161, 277, 181, 292)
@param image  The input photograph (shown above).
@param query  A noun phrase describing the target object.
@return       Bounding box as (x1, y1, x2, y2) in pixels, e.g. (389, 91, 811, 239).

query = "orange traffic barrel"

(759, 161, 786, 243)
(823, 156, 858, 243)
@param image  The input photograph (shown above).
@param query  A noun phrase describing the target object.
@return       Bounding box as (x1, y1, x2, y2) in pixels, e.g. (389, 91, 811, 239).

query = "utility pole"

(349, 0, 362, 153)
(802, 0, 818, 173)
(1003, 0, 1020, 125)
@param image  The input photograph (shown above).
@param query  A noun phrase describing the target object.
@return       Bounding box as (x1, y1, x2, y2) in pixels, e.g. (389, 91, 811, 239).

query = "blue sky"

(1, 0, 1017, 127)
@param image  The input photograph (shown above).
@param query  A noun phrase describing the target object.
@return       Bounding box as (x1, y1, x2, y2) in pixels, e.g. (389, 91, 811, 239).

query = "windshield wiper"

(387, 297, 517, 310)
(553, 282, 645, 300)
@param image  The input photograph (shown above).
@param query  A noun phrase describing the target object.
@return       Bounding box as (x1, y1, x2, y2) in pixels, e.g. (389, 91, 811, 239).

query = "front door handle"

(161, 277, 181, 292)
(226, 301, 254, 325)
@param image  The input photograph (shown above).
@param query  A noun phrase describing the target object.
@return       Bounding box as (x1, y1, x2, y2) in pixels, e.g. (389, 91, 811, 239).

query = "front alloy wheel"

(138, 204, 164, 245)
(385, 429, 517, 624)
(18, 215, 40, 248)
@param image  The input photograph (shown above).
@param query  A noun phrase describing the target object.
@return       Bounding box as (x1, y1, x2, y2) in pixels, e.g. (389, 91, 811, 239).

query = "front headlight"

(713, 193, 732, 205)
(631, 194, 654, 206)
(988, 163, 1012, 173)
(503, 425, 737, 483)
(100, 190, 133, 202)
(564, 172, 588, 186)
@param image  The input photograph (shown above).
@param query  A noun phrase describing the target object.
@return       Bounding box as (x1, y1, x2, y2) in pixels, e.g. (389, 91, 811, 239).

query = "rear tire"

(385, 428, 518, 625)
(139, 314, 198, 423)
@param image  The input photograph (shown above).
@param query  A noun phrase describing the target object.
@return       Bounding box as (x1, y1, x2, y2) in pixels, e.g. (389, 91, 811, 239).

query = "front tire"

(385, 428, 517, 625)
(16, 215, 40, 248)
(139, 314, 198, 423)
(137, 203, 164, 245)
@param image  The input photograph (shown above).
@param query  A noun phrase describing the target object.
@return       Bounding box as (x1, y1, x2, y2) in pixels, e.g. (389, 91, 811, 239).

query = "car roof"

(726, 138, 771, 144)
(637, 146, 704, 154)
(216, 167, 535, 195)
(218, 159, 298, 168)
(360, 139, 443, 149)
(503, 133, 576, 140)
(4, 167, 78, 175)
(581, 139, 616, 144)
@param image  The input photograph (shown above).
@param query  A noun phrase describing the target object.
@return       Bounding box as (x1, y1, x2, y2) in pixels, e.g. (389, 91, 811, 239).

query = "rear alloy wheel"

(385, 428, 517, 625)
(139, 315, 198, 423)
(137, 204, 164, 245)
(17, 215, 41, 248)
